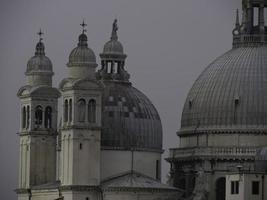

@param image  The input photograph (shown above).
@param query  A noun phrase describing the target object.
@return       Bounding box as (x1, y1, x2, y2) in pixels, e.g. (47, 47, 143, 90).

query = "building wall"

(60, 129, 101, 186)
(18, 193, 30, 200)
(19, 134, 57, 188)
(61, 191, 99, 200)
(226, 174, 267, 200)
(172, 160, 256, 200)
(31, 189, 59, 200)
(101, 150, 161, 180)
(103, 190, 180, 200)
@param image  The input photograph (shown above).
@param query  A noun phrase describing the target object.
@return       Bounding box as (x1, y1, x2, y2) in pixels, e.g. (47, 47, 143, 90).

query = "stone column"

(85, 100, 88, 123)
(247, 4, 253, 33)
(111, 61, 114, 74)
(42, 107, 45, 128)
(259, 4, 265, 35)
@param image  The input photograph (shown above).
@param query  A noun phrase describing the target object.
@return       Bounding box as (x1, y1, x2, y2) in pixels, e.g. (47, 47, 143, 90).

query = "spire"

(111, 19, 118, 41)
(78, 20, 88, 47)
(235, 9, 240, 28)
(35, 29, 45, 56)
(233, 9, 241, 36)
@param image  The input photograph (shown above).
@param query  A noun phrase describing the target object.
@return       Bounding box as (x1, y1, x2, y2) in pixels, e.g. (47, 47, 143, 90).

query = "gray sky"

(0, 0, 241, 199)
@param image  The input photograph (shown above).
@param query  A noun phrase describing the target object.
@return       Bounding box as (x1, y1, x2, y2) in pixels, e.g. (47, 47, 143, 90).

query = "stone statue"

(111, 19, 118, 40)
(190, 167, 209, 200)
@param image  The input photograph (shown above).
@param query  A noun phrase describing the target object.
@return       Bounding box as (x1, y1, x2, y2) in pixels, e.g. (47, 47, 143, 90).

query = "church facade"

(16, 20, 182, 200)
(167, 0, 267, 200)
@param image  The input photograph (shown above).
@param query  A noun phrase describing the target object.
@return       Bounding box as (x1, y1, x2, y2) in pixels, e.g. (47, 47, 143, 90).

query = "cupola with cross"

(25, 29, 54, 86)
(67, 20, 98, 79)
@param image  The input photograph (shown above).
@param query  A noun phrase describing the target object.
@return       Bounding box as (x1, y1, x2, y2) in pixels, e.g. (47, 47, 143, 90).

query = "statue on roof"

(111, 19, 118, 40)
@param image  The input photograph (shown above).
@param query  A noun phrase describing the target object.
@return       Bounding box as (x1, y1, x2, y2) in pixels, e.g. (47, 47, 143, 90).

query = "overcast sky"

(0, 0, 241, 199)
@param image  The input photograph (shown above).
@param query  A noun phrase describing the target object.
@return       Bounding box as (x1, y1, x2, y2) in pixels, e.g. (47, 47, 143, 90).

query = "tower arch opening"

(88, 99, 96, 123)
(64, 99, 68, 123)
(35, 105, 43, 127)
(45, 106, 52, 128)
(77, 98, 86, 122)
(22, 106, 26, 129)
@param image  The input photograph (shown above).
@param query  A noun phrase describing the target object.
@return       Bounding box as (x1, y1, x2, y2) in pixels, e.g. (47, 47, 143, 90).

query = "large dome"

(181, 46, 267, 134)
(101, 82, 163, 151)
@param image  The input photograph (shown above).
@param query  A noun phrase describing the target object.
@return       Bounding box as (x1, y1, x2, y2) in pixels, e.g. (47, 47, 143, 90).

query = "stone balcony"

(233, 34, 267, 48)
(167, 146, 259, 161)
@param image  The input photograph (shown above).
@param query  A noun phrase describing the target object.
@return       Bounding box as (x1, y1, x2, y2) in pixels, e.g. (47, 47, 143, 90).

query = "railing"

(233, 34, 267, 48)
(169, 146, 258, 159)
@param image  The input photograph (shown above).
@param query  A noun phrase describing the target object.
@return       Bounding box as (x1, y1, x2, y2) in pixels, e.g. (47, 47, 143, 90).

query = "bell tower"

(58, 21, 103, 200)
(16, 30, 60, 194)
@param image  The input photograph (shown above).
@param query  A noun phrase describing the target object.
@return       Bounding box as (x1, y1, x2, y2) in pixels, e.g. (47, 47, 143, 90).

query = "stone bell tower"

(16, 30, 60, 198)
(58, 21, 103, 200)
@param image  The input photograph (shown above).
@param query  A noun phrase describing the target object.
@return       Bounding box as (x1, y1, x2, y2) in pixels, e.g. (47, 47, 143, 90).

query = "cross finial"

(37, 29, 44, 42)
(80, 19, 87, 34)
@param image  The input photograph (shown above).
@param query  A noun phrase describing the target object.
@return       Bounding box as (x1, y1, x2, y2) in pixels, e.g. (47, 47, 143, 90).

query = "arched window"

(35, 106, 43, 126)
(45, 106, 52, 128)
(69, 99, 72, 122)
(64, 99, 68, 122)
(88, 99, 96, 123)
(26, 106, 30, 129)
(22, 106, 26, 129)
(78, 99, 86, 122)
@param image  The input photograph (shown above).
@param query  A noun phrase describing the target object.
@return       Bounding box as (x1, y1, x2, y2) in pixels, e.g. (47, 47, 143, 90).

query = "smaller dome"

(68, 46, 96, 64)
(68, 33, 96, 65)
(26, 55, 53, 74)
(102, 19, 124, 55)
(103, 40, 124, 54)
(26, 41, 53, 75)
